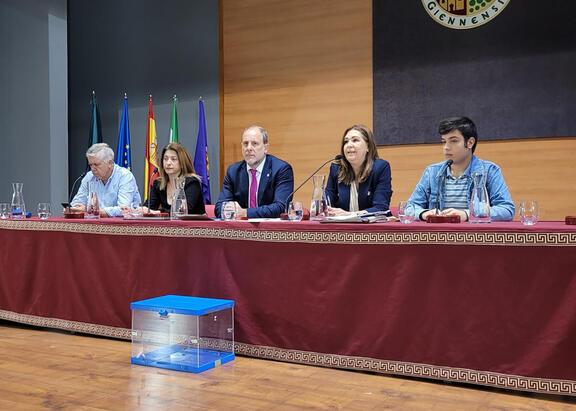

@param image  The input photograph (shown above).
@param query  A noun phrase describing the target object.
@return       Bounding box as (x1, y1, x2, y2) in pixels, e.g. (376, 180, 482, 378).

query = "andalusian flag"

(144, 95, 159, 199)
(193, 98, 211, 204)
(169, 95, 179, 143)
(115, 94, 132, 169)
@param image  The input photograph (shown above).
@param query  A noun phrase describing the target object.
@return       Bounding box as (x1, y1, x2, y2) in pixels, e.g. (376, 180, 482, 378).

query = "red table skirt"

(1, 218, 576, 395)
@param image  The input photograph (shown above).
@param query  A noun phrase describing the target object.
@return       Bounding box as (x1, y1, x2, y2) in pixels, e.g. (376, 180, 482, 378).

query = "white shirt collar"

(246, 156, 266, 176)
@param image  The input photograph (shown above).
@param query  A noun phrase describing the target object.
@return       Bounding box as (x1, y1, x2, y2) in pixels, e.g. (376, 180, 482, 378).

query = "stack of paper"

(321, 211, 395, 224)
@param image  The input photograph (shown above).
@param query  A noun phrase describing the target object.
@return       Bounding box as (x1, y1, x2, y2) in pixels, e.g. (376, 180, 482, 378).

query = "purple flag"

(193, 99, 211, 204)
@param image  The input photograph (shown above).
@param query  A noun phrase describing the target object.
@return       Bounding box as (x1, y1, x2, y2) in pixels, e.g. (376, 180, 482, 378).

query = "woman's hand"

(327, 206, 351, 216)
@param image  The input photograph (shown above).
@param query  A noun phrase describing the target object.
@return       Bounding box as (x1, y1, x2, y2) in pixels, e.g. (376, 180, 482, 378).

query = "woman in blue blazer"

(326, 125, 392, 215)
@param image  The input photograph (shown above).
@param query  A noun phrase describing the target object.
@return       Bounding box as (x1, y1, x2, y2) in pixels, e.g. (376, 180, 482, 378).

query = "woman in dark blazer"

(144, 142, 206, 215)
(325, 125, 392, 215)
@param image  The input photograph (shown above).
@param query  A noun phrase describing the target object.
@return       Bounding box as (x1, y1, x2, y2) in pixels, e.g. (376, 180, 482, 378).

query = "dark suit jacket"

(325, 158, 392, 212)
(148, 176, 206, 214)
(215, 154, 294, 218)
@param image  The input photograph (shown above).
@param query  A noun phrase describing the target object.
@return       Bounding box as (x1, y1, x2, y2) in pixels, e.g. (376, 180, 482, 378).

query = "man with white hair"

(71, 143, 141, 217)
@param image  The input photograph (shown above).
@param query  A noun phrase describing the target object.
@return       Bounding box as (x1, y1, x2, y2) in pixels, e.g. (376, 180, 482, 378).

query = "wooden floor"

(0, 321, 574, 410)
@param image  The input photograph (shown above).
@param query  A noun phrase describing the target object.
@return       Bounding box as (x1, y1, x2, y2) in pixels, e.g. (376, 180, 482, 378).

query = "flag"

(89, 91, 102, 146)
(169, 95, 179, 143)
(87, 91, 103, 171)
(193, 98, 211, 204)
(115, 94, 132, 169)
(144, 95, 159, 200)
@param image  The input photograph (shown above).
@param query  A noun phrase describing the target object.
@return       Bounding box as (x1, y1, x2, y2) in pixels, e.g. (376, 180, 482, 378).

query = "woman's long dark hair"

(157, 142, 200, 190)
(337, 124, 379, 185)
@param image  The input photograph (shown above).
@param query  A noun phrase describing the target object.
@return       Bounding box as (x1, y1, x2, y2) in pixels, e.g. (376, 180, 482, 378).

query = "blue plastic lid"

(130, 294, 234, 315)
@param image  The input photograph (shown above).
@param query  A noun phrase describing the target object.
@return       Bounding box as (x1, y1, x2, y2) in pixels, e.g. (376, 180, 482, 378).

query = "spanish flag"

(144, 95, 159, 199)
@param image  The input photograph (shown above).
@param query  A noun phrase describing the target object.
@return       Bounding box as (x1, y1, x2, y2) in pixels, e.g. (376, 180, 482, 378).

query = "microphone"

(284, 155, 343, 212)
(146, 168, 159, 213)
(434, 159, 453, 214)
(62, 171, 87, 210)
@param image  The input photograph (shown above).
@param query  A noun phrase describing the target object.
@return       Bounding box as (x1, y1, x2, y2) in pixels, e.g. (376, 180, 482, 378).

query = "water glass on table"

(37, 203, 51, 219)
(398, 201, 415, 224)
(518, 200, 539, 225)
(0, 203, 10, 219)
(222, 201, 237, 221)
(288, 201, 303, 221)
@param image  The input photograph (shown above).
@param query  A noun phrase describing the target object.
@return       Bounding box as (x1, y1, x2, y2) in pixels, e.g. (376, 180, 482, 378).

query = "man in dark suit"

(215, 125, 294, 218)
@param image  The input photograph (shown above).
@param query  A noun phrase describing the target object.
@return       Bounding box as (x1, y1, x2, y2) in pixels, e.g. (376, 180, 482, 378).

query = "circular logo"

(422, 0, 511, 30)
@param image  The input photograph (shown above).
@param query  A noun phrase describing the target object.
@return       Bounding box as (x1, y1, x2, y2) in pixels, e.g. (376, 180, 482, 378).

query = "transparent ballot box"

(130, 295, 234, 373)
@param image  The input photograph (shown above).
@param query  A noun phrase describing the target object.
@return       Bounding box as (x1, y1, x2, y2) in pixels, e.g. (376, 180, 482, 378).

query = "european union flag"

(193, 99, 211, 204)
(115, 94, 132, 170)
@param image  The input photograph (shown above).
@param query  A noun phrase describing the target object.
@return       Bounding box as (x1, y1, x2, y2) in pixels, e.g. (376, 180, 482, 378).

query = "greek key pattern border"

(234, 343, 576, 396)
(2, 220, 576, 246)
(1, 311, 574, 396)
(0, 310, 131, 340)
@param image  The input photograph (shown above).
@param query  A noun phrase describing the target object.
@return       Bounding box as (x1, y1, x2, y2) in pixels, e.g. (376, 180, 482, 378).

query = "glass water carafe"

(469, 172, 490, 223)
(171, 177, 188, 220)
(310, 174, 329, 220)
(85, 181, 100, 219)
(11, 182, 26, 219)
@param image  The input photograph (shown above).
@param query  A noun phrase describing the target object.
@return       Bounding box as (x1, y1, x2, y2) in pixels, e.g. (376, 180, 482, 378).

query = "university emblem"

(422, 0, 510, 29)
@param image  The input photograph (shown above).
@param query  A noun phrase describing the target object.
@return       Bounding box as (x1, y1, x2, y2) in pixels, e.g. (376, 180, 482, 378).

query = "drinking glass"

(222, 201, 236, 221)
(288, 201, 303, 222)
(398, 201, 415, 224)
(0, 203, 10, 219)
(518, 200, 539, 225)
(37, 203, 51, 219)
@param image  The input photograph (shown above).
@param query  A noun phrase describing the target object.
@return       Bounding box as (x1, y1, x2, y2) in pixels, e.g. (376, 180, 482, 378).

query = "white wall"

(0, 0, 68, 212)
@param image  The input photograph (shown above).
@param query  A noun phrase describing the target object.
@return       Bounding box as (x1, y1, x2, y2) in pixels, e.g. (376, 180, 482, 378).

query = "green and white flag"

(169, 95, 179, 143)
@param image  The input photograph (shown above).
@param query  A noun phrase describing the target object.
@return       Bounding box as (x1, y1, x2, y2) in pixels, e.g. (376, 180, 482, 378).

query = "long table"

(1, 218, 576, 395)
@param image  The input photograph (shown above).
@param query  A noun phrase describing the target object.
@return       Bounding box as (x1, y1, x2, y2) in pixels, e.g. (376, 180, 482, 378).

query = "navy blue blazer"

(325, 159, 392, 212)
(215, 154, 294, 218)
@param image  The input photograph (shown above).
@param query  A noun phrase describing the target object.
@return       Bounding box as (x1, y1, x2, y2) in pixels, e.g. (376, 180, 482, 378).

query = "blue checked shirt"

(71, 164, 141, 217)
(408, 155, 515, 221)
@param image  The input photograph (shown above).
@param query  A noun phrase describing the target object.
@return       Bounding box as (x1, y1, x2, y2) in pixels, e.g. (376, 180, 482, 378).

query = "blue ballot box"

(130, 295, 235, 373)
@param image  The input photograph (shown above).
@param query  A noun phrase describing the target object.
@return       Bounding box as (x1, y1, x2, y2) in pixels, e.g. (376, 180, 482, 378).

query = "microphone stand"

(428, 159, 459, 223)
(63, 172, 87, 212)
(435, 159, 453, 215)
(146, 168, 159, 214)
(284, 155, 343, 214)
